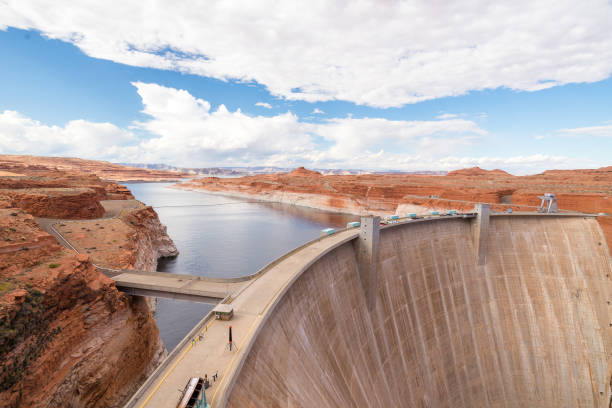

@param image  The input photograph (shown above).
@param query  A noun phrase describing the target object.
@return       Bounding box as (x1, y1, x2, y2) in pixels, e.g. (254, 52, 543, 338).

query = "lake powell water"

(123, 182, 357, 350)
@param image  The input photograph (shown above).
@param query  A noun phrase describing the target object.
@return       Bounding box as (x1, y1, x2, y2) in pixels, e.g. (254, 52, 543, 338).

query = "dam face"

(227, 216, 612, 407)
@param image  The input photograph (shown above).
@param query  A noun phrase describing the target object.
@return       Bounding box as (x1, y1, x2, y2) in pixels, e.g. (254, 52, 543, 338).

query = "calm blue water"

(123, 182, 357, 350)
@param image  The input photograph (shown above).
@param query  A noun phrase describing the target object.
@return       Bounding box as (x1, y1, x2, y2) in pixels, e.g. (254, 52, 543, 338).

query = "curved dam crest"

(226, 215, 612, 407)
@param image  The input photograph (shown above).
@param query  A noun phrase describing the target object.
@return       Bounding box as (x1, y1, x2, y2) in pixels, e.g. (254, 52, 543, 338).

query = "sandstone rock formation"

(0, 157, 137, 219)
(121, 207, 179, 270)
(2, 188, 106, 219)
(179, 165, 612, 254)
(0, 154, 189, 182)
(0, 163, 177, 407)
(0, 252, 165, 407)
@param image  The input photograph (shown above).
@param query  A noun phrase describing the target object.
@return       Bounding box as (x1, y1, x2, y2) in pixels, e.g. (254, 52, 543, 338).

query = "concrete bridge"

(125, 209, 612, 408)
(108, 270, 249, 304)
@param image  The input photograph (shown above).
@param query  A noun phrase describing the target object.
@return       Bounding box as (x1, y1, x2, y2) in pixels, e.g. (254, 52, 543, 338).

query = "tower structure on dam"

(356, 215, 380, 311)
(473, 203, 490, 265)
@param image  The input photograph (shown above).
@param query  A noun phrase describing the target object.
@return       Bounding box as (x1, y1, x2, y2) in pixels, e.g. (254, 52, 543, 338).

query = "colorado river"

(123, 182, 357, 350)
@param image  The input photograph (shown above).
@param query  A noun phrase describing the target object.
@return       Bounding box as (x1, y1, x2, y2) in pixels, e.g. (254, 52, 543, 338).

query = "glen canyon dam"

(128, 207, 612, 408)
(228, 212, 612, 407)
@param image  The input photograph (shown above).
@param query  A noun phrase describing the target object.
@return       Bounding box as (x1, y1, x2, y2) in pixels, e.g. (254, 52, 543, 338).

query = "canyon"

(2, 155, 612, 407)
(179, 166, 612, 215)
(0, 157, 178, 407)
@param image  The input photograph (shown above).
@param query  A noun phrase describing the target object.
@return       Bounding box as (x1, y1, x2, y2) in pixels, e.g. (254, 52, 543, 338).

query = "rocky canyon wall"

(0, 252, 166, 407)
(120, 206, 178, 272)
(0, 161, 178, 407)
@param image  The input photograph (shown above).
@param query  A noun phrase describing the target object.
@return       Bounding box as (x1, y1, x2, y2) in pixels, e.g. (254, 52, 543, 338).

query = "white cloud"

(0, 82, 491, 169)
(255, 102, 272, 109)
(2, 1, 612, 107)
(310, 117, 485, 163)
(0, 110, 134, 159)
(312, 108, 324, 114)
(0, 83, 602, 173)
(130, 82, 313, 166)
(128, 82, 491, 167)
(436, 113, 459, 120)
(557, 124, 612, 138)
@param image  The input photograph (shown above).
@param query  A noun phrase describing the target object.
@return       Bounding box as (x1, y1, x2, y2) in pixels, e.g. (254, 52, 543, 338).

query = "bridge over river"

(109, 270, 248, 304)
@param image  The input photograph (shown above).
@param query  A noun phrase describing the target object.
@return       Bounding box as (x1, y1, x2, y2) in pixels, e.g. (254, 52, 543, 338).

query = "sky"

(0, 1, 611, 174)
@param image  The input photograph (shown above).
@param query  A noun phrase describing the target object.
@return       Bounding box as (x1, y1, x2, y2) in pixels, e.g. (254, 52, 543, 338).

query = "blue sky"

(1, 1, 611, 174)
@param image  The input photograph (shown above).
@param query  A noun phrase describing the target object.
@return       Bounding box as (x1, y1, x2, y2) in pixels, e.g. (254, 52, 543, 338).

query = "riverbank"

(172, 183, 372, 216)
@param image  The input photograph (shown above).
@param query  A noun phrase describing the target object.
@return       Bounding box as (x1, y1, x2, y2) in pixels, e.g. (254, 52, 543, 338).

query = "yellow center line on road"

(140, 318, 216, 408)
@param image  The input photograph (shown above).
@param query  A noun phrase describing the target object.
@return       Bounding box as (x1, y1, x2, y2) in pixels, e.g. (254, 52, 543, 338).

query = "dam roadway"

(127, 211, 612, 408)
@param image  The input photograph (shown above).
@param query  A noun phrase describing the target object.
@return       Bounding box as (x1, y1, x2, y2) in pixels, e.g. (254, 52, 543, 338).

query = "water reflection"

(260, 201, 357, 225)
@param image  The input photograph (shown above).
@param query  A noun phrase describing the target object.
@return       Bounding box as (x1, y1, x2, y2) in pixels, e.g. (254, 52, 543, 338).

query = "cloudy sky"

(1, 0, 611, 174)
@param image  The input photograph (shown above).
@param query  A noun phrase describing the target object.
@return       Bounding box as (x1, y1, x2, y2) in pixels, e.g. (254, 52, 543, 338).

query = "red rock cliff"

(1, 167, 177, 406)
(0, 252, 165, 407)
(121, 206, 179, 271)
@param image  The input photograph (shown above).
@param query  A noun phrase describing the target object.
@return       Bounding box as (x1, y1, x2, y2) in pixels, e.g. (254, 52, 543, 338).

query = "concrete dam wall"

(226, 216, 612, 407)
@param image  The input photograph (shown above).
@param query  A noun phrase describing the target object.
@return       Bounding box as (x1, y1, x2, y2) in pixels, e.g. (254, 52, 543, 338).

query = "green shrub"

(48, 263, 60, 269)
(0, 287, 51, 391)
(0, 281, 15, 293)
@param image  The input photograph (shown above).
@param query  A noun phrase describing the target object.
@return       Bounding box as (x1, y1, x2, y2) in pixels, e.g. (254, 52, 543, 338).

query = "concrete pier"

(356, 216, 380, 311)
